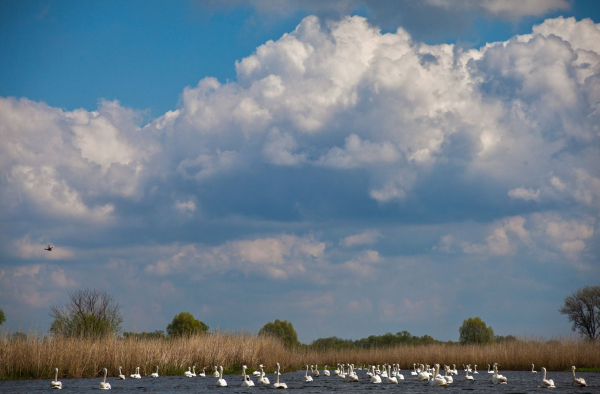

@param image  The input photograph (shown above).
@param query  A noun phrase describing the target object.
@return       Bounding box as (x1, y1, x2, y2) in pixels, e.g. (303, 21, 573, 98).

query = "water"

(1, 369, 598, 393)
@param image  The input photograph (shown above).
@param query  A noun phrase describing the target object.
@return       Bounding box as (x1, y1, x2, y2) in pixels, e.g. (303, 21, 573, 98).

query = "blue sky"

(1, 0, 599, 342)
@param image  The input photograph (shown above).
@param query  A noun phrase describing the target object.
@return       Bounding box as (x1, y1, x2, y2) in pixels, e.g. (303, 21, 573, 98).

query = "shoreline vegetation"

(1, 332, 599, 380)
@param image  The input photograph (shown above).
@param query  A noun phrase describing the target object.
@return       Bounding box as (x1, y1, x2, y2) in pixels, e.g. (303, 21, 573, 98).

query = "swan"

(473, 364, 479, 374)
(273, 363, 287, 389)
(429, 364, 448, 386)
(304, 365, 313, 382)
(241, 365, 255, 387)
(334, 364, 340, 375)
(411, 363, 418, 376)
(130, 367, 141, 379)
(253, 365, 262, 376)
(370, 366, 381, 383)
(394, 364, 404, 380)
(51, 367, 62, 389)
(118, 366, 126, 380)
(338, 364, 346, 379)
(450, 364, 458, 375)
(346, 364, 358, 382)
(540, 367, 555, 388)
(198, 367, 206, 377)
(443, 366, 453, 384)
(385, 365, 398, 384)
(99, 368, 111, 390)
(312, 364, 320, 377)
(213, 365, 220, 377)
(532, 363, 537, 373)
(323, 365, 330, 376)
(150, 366, 159, 378)
(258, 366, 270, 385)
(216, 366, 227, 387)
(572, 366, 586, 387)
(417, 364, 429, 380)
(492, 364, 507, 384)
(184, 367, 193, 377)
(192, 365, 197, 377)
(465, 367, 474, 381)
(487, 364, 493, 374)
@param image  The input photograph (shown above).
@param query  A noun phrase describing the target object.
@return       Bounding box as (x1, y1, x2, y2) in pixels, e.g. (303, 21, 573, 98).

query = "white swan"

(395, 364, 404, 380)
(370, 366, 381, 384)
(572, 366, 586, 387)
(216, 366, 227, 387)
(253, 365, 262, 376)
(417, 364, 430, 380)
(346, 364, 359, 382)
(273, 363, 287, 389)
(385, 365, 398, 384)
(118, 366, 125, 380)
(473, 364, 479, 374)
(192, 365, 197, 377)
(429, 365, 448, 386)
(184, 367, 193, 377)
(130, 367, 141, 379)
(411, 363, 418, 376)
(99, 368, 111, 390)
(487, 364, 494, 374)
(304, 365, 313, 382)
(213, 365, 220, 377)
(492, 364, 507, 384)
(540, 367, 555, 388)
(198, 367, 206, 377)
(465, 367, 474, 381)
(51, 367, 62, 389)
(532, 363, 537, 373)
(312, 364, 320, 377)
(323, 365, 330, 376)
(258, 366, 270, 385)
(150, 366, 159, 378)
(443, 365, 453, 384)
(241, 365, 255, 387)
(450, 364, 458, 375)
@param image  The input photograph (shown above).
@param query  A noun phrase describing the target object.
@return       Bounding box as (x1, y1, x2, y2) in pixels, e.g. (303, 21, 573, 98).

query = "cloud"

(340, 230, 382, 247)
(145, 234, 326, 280)
(508, 187, 540, 202)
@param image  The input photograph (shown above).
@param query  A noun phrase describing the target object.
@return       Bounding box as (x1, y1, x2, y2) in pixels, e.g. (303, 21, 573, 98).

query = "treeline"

(307, 331, 518, 350)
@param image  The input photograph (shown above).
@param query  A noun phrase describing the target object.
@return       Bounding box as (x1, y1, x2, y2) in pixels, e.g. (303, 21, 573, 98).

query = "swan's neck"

(55, 369, 58, 380)
(543, 368, 547, 380)
(572, 368, 576, 380)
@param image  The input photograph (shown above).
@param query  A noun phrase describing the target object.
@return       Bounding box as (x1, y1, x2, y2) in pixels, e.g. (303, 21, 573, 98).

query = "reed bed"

(1, 332, 598, 380)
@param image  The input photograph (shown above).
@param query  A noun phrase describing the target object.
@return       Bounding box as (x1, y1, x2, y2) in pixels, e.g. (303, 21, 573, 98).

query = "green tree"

(0, 308, 5, 326)
(459, 317, 495, 344)
(49, 288, 123, 338)
(166, 312, 209, 337)
(258, 319, 299, 348)
(559, 285, 600, 341)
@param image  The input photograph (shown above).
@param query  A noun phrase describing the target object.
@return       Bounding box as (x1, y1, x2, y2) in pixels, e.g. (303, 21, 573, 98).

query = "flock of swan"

(49, 362, 588, 389)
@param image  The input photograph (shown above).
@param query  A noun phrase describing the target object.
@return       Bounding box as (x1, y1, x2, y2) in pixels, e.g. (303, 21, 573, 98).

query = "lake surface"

(1, 369, 598, 393)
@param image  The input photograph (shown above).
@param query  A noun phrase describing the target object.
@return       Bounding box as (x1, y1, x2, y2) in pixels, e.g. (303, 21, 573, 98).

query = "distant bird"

(184, 367, 193, 377)
(99, 368, 111, 390)
(540, 367, 555, 388)
(532, 364, 537, 373)
(198, 367, 206, 377)
(429, 365, 448, 386)
(213, 365, 220, 377)
(51, 367, 62, 389)
(150, 366, 159, 378)
(370, 366, 381, 384)
(323, 365, 330, 376)
(45, 245, 53, 251)
(473, 364, 479, 374)
(118, 366, 125, 380)
(130, 367, 141, 379)
(312, 364, 320, 377)
(572, 366, 586, 387)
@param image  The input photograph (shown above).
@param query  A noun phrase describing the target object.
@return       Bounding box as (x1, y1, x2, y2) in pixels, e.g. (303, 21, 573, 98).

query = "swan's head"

(572, 366, 576, 371)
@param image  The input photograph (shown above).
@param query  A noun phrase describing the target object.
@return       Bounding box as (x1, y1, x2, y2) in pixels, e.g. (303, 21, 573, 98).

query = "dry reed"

(1, 332, 598, 380)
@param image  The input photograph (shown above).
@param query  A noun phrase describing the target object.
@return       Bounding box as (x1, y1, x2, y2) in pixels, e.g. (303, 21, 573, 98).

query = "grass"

(1, 332, 598, 380)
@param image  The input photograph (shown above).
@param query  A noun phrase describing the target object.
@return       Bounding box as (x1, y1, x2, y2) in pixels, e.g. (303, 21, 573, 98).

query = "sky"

(0, 0, 599, 343)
